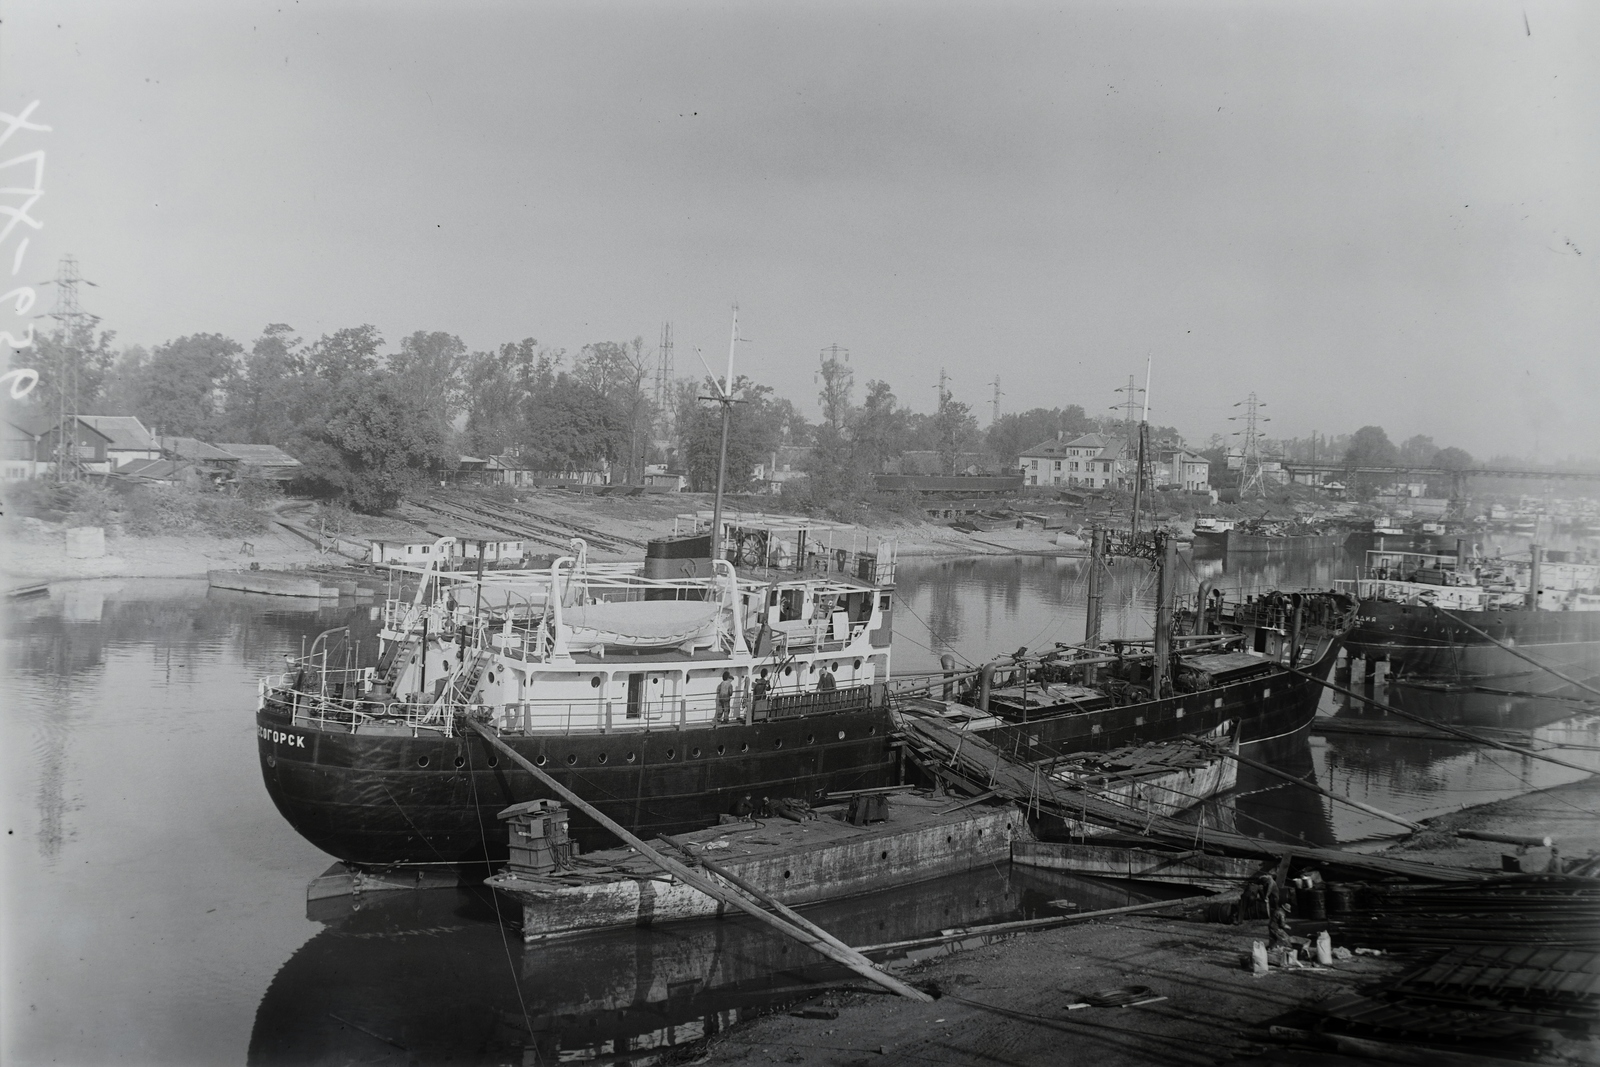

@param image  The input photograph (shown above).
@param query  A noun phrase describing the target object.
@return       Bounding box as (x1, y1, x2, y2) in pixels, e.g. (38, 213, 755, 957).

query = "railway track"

(436, 492, 646, 551)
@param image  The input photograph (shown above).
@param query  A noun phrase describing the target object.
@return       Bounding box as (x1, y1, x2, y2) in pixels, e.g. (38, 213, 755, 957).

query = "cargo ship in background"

(1342, 546, 1600, 697)
(1191, 516, 1345, 557)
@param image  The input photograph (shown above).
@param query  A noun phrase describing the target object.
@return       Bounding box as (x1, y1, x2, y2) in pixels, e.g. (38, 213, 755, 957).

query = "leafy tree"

(463, 338, 539, 457)
(305, 325, 382, 386)
(986, 406, 1095, 467)
(1344, 426, 1400, 467)
(852, 379, 909, 474)
(127, 332, 243, 437)
(677, 375, 782, 493)
(1433, 446, 1473, 469)
(291, 371, 453, 511)
(29, 324, 118, 417)
(1399, 434, 1438, 466)
(1344, 425, 1400, 496)
(932, 384, 980, 475)
(225, 324, 306, 445)
(388, 330, 467, 446)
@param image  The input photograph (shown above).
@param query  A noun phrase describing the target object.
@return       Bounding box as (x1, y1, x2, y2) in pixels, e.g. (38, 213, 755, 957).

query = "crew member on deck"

(716, 671, 734, 722)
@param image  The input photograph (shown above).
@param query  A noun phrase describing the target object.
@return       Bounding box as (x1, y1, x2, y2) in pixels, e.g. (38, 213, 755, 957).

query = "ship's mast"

(706, 307, 740, 562)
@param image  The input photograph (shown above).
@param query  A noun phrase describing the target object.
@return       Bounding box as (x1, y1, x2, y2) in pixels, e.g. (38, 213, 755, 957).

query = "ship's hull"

(973, 637, 1343, 762)
(1192, 530, 1344, 556)
(257, 704, 896, 870)
(1346, 599, 1600, 695)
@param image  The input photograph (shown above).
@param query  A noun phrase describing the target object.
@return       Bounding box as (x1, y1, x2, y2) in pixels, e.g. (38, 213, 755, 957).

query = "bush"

(124, 483, 268, 536)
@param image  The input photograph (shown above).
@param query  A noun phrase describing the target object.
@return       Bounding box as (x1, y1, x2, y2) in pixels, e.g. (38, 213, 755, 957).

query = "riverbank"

(0, 519, 328, 584)
(695, 774, 1600, 1066)
(0, 492, 1073, 586)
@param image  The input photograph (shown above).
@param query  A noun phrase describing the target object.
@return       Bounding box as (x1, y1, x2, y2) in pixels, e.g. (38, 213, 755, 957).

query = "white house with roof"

(1154, 447, 1211, 491)
(1019, 432, 1128, 489)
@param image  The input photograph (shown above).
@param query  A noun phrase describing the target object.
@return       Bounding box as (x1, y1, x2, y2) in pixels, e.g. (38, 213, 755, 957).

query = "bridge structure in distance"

(1277, 461, 1600, 501)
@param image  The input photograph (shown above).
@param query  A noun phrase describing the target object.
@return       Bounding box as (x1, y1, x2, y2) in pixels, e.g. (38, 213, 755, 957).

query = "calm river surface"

(4, 552, 1597, 1065)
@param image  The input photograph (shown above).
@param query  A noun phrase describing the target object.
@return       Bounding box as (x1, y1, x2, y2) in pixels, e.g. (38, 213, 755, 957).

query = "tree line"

(21, 318, 1483, 512)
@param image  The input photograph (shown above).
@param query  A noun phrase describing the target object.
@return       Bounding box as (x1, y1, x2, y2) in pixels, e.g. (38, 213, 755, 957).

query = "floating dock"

(487, 793, 1028, 941)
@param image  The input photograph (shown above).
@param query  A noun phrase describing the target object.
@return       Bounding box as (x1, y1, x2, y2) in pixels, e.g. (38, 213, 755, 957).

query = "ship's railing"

(491, 693, 744, 735)
(263, 679, 460, 736)
(1336, 578, 1486, 609)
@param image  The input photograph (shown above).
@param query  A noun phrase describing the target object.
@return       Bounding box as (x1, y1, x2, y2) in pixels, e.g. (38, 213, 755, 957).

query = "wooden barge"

(486, 792, 1027, 941)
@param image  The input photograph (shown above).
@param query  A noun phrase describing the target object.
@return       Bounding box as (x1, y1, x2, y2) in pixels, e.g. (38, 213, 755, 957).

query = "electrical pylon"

(1229, 392, 1271, 497)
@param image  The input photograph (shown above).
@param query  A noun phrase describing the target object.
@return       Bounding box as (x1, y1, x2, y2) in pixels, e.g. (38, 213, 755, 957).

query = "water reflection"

(249, 867, 1163, 1066)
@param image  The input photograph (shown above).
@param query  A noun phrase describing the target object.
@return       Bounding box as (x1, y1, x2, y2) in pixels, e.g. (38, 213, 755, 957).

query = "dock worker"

(716, 671, 734, 722)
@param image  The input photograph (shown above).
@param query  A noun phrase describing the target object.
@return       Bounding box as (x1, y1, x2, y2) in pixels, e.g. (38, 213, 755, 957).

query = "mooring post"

(1084, 527, 1105, 684)
(1152, 533, 1174, 698)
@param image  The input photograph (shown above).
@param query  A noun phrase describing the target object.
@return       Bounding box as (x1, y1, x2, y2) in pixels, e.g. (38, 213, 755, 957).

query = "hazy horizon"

(4, 1, 1596, 460)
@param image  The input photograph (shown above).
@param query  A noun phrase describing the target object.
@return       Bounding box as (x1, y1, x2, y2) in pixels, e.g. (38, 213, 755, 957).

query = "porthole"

(665, 748, 675, 760)
(759, 668, 769, 679)
(716, 744, 725, 755)
(651, 676, 661, 685)
(774, 738, 784, 749)
(783, 870, 792, 879)
(784, 665, 793, 676)
(266, 754, 276, 768)
(487, 672, 495, 683)
(805, 734, 815, 745)
(808, 663, 817, 674)
(453, 755, 466, 769)
(739, 742, 749, 753)
(837, 730, 846, 740)
(853, 659, 862, 670)
(880, 850, 888, 860)
(535, 754, 547, 767)
(417, 754, 430, 768)
(590, 676, 603, 688)
(597, 753, 608, 765)
(487, 755, 498, 768)
(566, 754, 577, 766)
(830, 662, 839, 672)
(626, 752, 637, 763)
(946, 835, 953, 844)
(869, 726, 877, 735)
(691, 747, 702, 758)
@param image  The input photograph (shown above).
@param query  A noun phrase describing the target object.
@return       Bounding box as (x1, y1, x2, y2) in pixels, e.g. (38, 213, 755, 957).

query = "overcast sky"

(4, 1, 1596, 459)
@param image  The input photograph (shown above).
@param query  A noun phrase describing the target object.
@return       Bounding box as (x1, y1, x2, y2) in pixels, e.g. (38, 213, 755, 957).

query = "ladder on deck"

(438, 651, 490, 707)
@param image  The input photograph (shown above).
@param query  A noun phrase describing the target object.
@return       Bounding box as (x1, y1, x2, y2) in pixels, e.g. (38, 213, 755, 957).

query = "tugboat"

(256, 522, 902, 869)
(1342, 545, 1600, 697)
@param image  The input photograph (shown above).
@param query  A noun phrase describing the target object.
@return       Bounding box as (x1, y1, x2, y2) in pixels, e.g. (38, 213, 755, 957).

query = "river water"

(4, 553, 1598, 1065)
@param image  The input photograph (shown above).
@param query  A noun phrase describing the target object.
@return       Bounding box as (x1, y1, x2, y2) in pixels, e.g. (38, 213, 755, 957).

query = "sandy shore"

(695, 774, 1599, 1067)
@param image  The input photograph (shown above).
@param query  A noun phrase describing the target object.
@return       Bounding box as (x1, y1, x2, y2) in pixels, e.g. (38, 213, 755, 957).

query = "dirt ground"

(0, 518, 327, 584)
(697, 775, 1600, 1067)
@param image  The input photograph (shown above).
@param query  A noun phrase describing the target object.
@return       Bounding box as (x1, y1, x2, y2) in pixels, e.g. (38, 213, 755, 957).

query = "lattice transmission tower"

(42, 255, 99, 481)
(652, 321, 674, 442)
(1229, 392, 1271, 497)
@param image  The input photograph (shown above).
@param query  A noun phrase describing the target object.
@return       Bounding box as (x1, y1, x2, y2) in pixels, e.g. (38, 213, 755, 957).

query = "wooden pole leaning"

(1433, 606, 1600, 702)
(1197, 738, 1423, 833)
(1282, 666, 1595, 775)
(662, 837, 883, 973)
(461, 717, 933, 1002)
